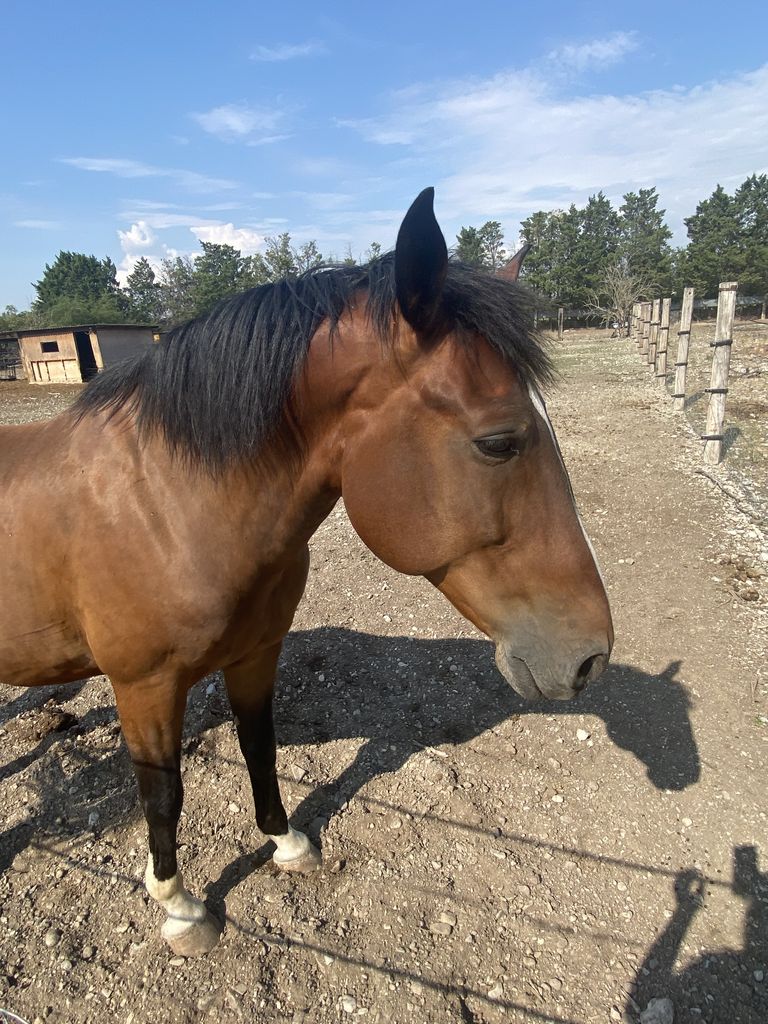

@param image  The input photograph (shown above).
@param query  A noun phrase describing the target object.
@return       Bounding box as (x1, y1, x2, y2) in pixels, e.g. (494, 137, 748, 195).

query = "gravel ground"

(0, 329, 766, 1024)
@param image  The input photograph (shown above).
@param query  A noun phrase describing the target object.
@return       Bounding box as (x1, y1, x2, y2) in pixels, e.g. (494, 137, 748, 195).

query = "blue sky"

(3, 0, 768, 308)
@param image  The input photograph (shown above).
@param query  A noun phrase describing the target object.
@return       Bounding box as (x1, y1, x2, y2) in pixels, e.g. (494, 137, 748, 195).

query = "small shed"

(16, 324, 156, 384)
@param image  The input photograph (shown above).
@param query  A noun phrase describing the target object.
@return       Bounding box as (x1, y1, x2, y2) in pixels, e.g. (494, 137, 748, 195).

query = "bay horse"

(0, 189, 612, 956)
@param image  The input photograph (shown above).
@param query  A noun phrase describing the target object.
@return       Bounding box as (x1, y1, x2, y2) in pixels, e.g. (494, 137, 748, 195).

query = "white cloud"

(547, 31, 639, 72)
(14, 219, 60, 229)
(118, 220, 155, 251)
(190, 222, 264, 254)
(250, 40, 325, 62)
(344, 61, 768, 243)
(60, 157, 236, 193)
(192, 103, 286, 143)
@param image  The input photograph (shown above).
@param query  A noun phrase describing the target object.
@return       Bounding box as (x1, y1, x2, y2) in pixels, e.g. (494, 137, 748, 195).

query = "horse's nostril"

(575, 652, 608, 689)
(577, 654, 599, 681)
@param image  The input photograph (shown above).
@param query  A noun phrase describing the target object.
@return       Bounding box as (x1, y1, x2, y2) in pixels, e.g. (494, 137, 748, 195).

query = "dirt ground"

(0, 327, 766, 1024)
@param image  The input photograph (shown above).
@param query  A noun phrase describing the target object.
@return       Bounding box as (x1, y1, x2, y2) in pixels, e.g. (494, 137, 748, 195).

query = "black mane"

(74, 254, 552, 471)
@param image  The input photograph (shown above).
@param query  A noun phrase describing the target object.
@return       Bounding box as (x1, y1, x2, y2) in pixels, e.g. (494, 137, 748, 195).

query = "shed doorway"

(74, 331, 98, 380)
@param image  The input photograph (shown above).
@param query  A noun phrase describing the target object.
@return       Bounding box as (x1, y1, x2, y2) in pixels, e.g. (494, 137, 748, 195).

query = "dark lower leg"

(133, 760, 183, 881)
(232, 699, 289, 836)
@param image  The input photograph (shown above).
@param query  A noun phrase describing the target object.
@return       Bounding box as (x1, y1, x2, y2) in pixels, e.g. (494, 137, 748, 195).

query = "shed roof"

(15, 324, 156, 336)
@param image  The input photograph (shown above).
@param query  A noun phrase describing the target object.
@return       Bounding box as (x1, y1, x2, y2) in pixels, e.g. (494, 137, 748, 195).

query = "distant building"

(16, 324, 156, 384)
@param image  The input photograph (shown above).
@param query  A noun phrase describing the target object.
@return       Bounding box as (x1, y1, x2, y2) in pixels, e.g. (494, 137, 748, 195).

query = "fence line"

(626, 282, 740, 467)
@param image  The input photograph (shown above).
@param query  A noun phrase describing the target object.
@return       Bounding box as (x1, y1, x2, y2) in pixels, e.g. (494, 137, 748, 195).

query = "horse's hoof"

(162, 911, 223, 957)
(273, 842, 322, 874)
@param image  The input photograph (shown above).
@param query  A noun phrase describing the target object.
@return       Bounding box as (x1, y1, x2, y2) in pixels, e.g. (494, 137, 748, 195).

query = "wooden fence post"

(640, 302, 651, 356)
(672, 287, 694, 411)
(655, 297, 671, 378)
(703, 281, 738, 465)
(630, 302, 640, 346)
(648, 298, 660, 367)
(557, 306, 564, 342)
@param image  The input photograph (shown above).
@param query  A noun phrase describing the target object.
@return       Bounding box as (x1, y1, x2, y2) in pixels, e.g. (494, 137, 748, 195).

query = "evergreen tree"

(478, 221, 506, 270)
(734, 174, 768, 307)
(683, 185, 741, 297)
(455, 226, 485, 266)
(125, 257, 162, 323)
(190, 242, 246, 316)
(365, 242, 383, 262)
(619, 188, 673, 291)
(159, 255, 196, 326)
(33, 251, 126, 324)
(574, 192, 620, 303)
(519, 210, 559, 298)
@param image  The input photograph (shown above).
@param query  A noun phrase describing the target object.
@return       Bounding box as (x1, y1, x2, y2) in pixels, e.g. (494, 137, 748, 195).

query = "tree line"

(0, 236, 383, 333)
(2, 175, 765, 333)
(456, 175, 767, 312)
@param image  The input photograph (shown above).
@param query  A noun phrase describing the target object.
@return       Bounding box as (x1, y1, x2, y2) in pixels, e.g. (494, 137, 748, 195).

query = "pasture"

(0, 326, 766, 1024)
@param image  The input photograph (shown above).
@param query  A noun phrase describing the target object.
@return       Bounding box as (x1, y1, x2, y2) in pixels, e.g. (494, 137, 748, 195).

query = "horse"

(0, 188, 613, 956)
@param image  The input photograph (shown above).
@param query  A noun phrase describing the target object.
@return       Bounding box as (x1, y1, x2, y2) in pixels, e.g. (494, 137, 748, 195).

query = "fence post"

(655, 297, 671, 379)
(630, 302, 640, 346)
(557, 306, 564, 342)
(703, 281, 738, 465)
(640, 302, 651, 356)
(648, 298, 660, 367)
(672, 287, 694, 411)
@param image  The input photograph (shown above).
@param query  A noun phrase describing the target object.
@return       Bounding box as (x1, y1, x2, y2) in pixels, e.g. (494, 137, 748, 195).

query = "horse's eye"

(474, 435, 520, 460)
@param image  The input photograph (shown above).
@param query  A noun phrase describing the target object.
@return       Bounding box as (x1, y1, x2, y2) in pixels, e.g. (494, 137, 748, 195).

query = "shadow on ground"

(1, 627, 699, 879)
(626, 846, 768, 1024)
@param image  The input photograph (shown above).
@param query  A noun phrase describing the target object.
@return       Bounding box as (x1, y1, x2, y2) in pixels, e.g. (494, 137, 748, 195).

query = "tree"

(294, 241, 323, 274)
(33, 251, 126, 324)
(619, 188, 673, 292)
(733, 173, 768, 312)
(125, 257, 162, 323)
(365, 242, 382, 263)
(264, 234, 297, 279)
(478, 221, 506, 270)
(574, 192, 620, 303)
(586, 261, 653, 335)
(158, 255, 196, 326)
(455, 226, 485, 266)
(683, 185, 741, 297)
(190, 242, 246, 316)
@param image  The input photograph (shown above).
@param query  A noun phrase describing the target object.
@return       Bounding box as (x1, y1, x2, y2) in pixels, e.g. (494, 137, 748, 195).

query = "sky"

(2, 0, 768, 309)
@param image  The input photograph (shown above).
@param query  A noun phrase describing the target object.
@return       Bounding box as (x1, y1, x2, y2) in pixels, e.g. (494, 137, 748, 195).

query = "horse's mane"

(74, 254, 552, 471)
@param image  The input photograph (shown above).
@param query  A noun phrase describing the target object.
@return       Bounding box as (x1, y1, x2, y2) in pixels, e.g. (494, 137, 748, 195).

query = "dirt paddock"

(0, 329, 766, 1024)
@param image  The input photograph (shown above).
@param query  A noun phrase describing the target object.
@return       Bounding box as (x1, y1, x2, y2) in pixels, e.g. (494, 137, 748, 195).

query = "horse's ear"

(497, 242, 532, 283)
(395, 187, 448, 335)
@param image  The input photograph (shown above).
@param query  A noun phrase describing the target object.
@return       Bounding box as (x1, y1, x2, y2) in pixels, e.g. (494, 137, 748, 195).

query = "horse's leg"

(113, 677, 222, 956)
(224, 646, 321, 874)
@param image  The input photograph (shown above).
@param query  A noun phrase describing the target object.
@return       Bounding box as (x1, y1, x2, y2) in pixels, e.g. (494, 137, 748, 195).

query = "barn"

(16, 324, 156, 383)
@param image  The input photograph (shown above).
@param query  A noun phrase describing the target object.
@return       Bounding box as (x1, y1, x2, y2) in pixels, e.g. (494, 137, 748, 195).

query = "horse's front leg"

(224, 646, 321, 873)
(113, 676, 222, 956)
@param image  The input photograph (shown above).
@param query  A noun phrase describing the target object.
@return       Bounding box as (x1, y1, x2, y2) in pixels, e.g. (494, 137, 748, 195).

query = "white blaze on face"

(527, 384, 606, 589)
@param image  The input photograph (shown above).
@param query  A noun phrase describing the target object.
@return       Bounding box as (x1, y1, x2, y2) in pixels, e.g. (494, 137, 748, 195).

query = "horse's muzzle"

(495, 638, 611, 701)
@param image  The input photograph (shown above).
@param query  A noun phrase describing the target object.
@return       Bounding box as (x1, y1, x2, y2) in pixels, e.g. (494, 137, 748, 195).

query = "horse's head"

(335, 189, 613, 701)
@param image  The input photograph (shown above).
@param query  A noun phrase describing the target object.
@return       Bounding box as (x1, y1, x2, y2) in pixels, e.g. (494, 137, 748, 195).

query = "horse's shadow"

(1, 627, 700, 892)
(206, 626, 699, 903)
